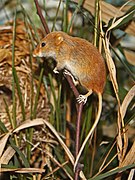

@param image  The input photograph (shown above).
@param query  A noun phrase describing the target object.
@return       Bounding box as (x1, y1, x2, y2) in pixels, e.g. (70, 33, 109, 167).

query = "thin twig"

(75, 103, 83, 158)
(64, 73, 84, 180)
(34, 0, 50, 34)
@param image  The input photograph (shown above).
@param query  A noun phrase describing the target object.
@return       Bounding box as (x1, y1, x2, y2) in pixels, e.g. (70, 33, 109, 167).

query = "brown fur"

(33, 31, 106, 94)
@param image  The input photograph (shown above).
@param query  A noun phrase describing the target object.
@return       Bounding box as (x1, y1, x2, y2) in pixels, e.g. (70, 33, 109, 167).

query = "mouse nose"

(33, 48, 39, 57)
(33, 53, 36, 57)
(33, 49, 44, 58)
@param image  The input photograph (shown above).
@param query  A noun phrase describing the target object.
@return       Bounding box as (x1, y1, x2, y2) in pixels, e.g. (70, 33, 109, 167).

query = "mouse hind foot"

(77, 90, 92, 104)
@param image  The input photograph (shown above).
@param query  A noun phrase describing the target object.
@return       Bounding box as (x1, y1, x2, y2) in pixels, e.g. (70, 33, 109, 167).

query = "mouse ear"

(55, 33, 64, 45)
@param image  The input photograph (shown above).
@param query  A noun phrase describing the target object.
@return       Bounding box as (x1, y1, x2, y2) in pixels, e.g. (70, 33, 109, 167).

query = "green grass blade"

(3, 98, 12, 128)
(58, 83, 62, 132)
(10, 139, 30, 168)
(43, 75, 55, 125)
(63, 0, 69, 32)
(48, 74, 62, 131)
(62, 90, 67, 135)
(48, 73, 57, 105)
(12, 69, 25, 121)
(94, 0, 99, 46)
(19, 2, 40, 42)
(80, 105, 92, 143)
(0, 119, 8, 133)
(89, 163, 135, 180)
(51, 0, 62, 32)
(48, 74, 59, 129)
(32, 68, 44, 119)
(43, 75, 51, 103)
(12, 9, 17, 129)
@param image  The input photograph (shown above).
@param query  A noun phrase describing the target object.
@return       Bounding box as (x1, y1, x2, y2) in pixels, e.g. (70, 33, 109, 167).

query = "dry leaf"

(124, 49, 135, 66)
(127, 169, 135, 180)
(0, 133, 11, 157)
(0, 167, 45, 173)
(120, 141, 135, 167)
(13, 119, 45, 133)
(103, 37, 119, 93)
(42, 119, 75, 165)
(119, 85, 135, 161)
(107, 10, 135, 32)
(0, 49, 12, 63)
(102, 30, 125, 163)
(121, 85, 135, 120)
(0, 146, 15, 164)
(125, 21, 135, 36)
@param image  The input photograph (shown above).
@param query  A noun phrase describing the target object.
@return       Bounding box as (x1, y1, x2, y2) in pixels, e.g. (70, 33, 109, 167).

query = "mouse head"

(33, 31, 65, 59)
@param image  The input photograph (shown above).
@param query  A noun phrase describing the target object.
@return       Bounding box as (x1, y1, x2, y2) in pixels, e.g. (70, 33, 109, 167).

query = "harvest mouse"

(33, 31, 106, 166)
(33, 31, 106, 102)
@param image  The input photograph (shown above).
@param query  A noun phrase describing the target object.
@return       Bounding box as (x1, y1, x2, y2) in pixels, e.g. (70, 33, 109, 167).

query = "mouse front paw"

(63, 69, 72, 76)
(64, 69, 79, 86)
(76, 94, 87, 104)
(53, 67, 59, 74)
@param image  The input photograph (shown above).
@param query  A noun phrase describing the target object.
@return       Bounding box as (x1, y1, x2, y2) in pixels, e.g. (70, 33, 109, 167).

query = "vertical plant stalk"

(75, 103, 83, 180)
(48, 73, 61, 131)
(51, 0, 62, 31)
(32, 68, 44, 119)
(12, 9, 17, 129)
(20, 3, 40, 42)
(94, 0, 100, 47)
(11, 9, 20, 148)
(13, 69, 25, 121)
(76, 104, 83, 158)
(34, 0, 50, 34)
(63, 0, 69, 32)
(64, 73, 84, 180)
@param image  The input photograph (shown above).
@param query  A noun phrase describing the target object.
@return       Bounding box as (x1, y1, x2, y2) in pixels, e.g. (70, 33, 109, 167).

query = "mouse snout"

(33, 47, 42, 57)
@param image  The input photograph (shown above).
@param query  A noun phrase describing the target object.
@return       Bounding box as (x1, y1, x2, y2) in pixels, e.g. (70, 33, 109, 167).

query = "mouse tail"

(74, 92, 102, 171)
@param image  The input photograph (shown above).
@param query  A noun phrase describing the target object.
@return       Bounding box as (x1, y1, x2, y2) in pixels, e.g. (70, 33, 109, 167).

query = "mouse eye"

(41, 42, 46, 47)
